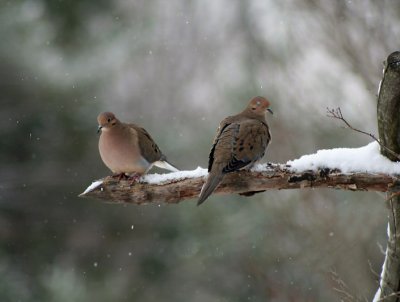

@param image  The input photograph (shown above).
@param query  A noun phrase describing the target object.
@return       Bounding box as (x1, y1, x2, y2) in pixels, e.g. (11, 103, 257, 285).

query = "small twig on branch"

(377, 242, 386, 255)
(326, 107, 400, 161)
(330, 269, 361, 302)
(376, 291, 400, 301)
(368, 259, 382, 280)
(386, 191, 400, 201)
(388, 193, 398, 255)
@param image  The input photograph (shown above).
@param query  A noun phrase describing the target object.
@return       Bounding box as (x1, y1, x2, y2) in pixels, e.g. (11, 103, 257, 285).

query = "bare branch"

(330, 269, 361, 302)
(327, 107, 400, 160)
(369, 259, 382, 280)
(376, 292, 400, 301)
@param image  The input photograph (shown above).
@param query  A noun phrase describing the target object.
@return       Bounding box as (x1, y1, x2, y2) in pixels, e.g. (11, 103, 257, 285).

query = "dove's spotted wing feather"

(199, 118, 270, 206)
(199, 96, 272, 205)
(129, 123, 179, 172)
(224, 119, 271, 172)
(128, 123, 163, 164)
(211, 119, 270, 174)
(208, 116, 236, 172)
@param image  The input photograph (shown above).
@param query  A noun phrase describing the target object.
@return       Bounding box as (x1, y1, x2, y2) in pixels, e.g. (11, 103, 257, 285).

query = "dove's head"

(247, 96, 273, 116)
(97, 112, 119, 133)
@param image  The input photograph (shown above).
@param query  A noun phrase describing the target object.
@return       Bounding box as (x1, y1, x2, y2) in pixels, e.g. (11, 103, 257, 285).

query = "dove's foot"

(127, 173, 141, 186)
(111, 173, 129, 181)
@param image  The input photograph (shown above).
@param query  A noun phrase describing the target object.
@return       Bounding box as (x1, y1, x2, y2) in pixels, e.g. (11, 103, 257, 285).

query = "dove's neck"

(102, 121, 123, 133)
(240, 110, 268, 123)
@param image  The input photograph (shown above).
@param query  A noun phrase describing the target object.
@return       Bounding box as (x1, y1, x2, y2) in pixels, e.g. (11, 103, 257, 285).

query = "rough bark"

(378, 51, 400, 161)
(79, 164, 397, 204)
(375, 51, 400, 302)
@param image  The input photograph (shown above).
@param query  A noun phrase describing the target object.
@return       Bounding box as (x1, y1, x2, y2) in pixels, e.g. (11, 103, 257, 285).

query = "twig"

(330, 269, 360, 302)
(377, 242, 386, 255)
(368, 259, 382, 280)
(326, 107, 400, 160)
(388, 194, 397, 255)
(386, 191, 400, 201)
(376, 291, 400, 301)
(368, 259, 385, 302)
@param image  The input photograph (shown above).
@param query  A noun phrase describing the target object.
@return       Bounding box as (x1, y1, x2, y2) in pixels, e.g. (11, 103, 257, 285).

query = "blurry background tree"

(1, 0, 399, 301)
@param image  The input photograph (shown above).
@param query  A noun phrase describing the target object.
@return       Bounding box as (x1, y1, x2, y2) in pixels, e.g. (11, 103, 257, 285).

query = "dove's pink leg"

(128, 173, 141, 185)
(111, 173, 129, 181)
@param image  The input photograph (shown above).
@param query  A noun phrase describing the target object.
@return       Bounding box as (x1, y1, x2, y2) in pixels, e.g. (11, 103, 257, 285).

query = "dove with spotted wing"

(97, 112, 178, 179)
(198, 96, 272, 205)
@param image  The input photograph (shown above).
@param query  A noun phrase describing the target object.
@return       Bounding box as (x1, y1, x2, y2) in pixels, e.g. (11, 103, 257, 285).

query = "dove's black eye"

(107, 118, 111, 122)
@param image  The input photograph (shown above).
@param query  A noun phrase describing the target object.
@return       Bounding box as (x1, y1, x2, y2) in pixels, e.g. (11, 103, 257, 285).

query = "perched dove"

(97, 112, 178, 178)
(198, 96, 273, 205)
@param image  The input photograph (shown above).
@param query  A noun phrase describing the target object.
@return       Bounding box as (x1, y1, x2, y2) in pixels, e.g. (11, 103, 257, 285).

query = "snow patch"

(142, 166, 207, 184)
(251, 163, 286, 172)
(287, 142, 400, 174)
(372, 222, 390, 302)
(82, 180, 103, 194)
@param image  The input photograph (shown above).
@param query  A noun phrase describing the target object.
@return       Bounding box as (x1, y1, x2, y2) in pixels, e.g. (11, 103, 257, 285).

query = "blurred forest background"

(1, 0, 399, 301)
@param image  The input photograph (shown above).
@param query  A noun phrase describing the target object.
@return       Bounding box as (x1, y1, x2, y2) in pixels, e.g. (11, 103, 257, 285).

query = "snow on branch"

(80, 142, 400, 204)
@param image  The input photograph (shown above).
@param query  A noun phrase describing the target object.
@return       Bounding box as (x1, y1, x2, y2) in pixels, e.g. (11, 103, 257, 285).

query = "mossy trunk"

(376, 51, 400, 302)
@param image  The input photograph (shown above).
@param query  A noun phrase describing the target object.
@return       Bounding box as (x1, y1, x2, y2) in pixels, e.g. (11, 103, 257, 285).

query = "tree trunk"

(375, 51, 400, 302)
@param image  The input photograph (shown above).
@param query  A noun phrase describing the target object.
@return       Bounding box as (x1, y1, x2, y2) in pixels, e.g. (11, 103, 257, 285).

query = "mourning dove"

(198, 96, 273, 205)
(97, 112, 178, 178)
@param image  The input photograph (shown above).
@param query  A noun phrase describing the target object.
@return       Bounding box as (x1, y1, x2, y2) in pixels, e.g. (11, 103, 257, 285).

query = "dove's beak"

(267, 108, 273, 115)
(97, 125, 102, 134)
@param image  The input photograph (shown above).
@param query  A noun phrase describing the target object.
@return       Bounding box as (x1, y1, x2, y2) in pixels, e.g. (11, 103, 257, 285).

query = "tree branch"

(79, 164, 398, 204)
(327, 107, 400, 160)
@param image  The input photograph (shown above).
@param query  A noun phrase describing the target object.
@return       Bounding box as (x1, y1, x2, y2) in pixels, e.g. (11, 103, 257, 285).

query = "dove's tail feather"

(153, 160, 179, 172)
(197, 172, 224, 206)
